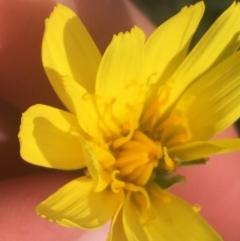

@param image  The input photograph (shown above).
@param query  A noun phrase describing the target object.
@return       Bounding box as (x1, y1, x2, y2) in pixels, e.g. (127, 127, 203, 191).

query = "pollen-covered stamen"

(134, 161, 158, 186)
(114, 130, 162, 187)
(164, 117, 192, 147)
(141, 100, 166, 124)
(112, 119, 135, 149)
(115, 152, 148, 168)
(132, 131, 162, 158)
(120, 140, 152, 152)
(141, 89, 170, 126)
(155, 115, 182, 133)
(165, 133, 189, 147)
(161, 96, 194, 147)
(141, 80, 173, 129)
(118, 156, 149, 175)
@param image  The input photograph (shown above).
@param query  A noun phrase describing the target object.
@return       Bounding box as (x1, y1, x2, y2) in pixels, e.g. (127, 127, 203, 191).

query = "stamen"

(115, 152, 148, 167)
(181, 118, 192, 143)
(131, 187, 151, 209)
(160, 147, 176, 172)
(119, 157, 149, 175)
(158, 95, 193, 147)
(134, 162, 157, 186)
(120, 140, 151, 152)
(117, 150, 147, 158)
(125, 165, 145, 182)
(141, 100, 167, 124)
(90, 97, 118, 139)
(111, 170, 125, 193)
(132, 131, 157, 151)
(112, 119, 134, 149)
(124, 183, 139, 192)
(141, 85, 170, 124)
(165, 134, 189, 147)
(155, 115, 181, 132)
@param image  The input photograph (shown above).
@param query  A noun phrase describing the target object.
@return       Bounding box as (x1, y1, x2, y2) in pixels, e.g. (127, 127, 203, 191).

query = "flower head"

(19, 2, 240, 240)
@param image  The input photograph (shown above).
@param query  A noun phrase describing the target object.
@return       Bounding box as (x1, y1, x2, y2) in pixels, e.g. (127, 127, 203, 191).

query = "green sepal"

(155, 174, 186, 189)
(180, 158, 209, 166)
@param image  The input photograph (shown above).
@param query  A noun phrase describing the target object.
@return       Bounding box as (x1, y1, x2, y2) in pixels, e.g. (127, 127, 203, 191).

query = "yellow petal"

(42, 4, 101, 111)
(170, 50, 240, 141)
(168, 139, 240, 162)
(107, 207, 128, 241)
(146, 184, 223, 241)
(62, 75, 103, 142)
(63, 75, 131, 142)
(37, 176, 124, 229)
(165, 2, 240, 113)
(144, 2, 204, 86)
(79, 137, 114, 192)
(63, 75, 139, 143)
(18, 104, 85, 170)
(122, 193, 149, 241)
(96, 26, 145, 106)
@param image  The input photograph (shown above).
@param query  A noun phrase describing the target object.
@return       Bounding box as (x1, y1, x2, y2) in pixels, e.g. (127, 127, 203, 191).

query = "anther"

(155, 115, 181, 132)
(165, 134, 189, 147)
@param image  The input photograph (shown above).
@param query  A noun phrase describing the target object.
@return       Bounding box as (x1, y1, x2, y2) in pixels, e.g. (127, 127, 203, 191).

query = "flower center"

(115, 130, 160, 186)
(111, 130, 178, 191)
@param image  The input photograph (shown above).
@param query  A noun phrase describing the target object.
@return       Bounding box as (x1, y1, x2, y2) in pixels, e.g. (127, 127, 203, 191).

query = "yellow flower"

(18, 2, 240, 240)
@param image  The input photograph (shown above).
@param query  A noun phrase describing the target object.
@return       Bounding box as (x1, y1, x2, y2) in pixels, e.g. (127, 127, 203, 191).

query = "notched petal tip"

(53, 3, 70, 15)
(191, 1, 205, 10)
(181, 1, 205, 12)
(131, 25, 146, 40)
(45, 4, 67, 25)
(112, 25, 145, 43)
